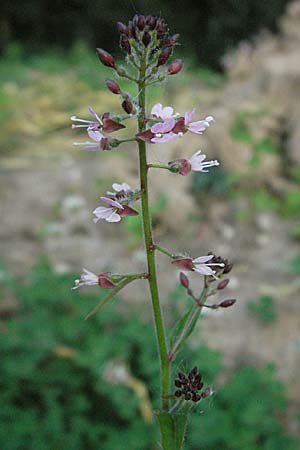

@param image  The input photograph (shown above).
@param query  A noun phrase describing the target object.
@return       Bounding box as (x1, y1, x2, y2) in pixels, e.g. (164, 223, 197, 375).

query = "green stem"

(168, 287, 209, 361)
(148, 163, 170, 171)
(137, 49, 170, 411)
(155, 244, 179, 259)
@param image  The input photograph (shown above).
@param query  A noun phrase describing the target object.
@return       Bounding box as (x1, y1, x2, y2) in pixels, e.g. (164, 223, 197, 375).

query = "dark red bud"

(120, 35, 131, 54)
(223, 263, 234, 274)
(157, 46, 172, 67)
(117, 22, 128, 35)
(137, 15, 145, 31)
(174, 390, 182, 397)
(168, 59, 183, 75)
(164, 34, 180, 47)
(217, 278, 230, 290)
(122, 99, 133, 115)
(201, 387, 212, 399)
(142, 31, 151, 47)
(96, 48, 116, 68)
(148, 16, 157, 30)
(105, 79, 121, 94)
(179, 272, 189, 289)
(219, 299, 236, 308)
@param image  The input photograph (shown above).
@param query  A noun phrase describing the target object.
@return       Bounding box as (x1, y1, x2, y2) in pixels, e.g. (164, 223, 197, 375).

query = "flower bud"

(117, 22, 128, 35)
(137, 15, 145, 31)
(219, 299, 236, 308)
(120, 35, 131, 54)
(96, 48, 116, 68)
(122, 99, 133, 115)
(217, 278, 230, 290)
(164, 34, 180, 47)
(168, 59, 183, 75)
(223, 263, 233, 274)
(179, 272, 189, 289)
(142, 31, 151, 47)
(157, 46, 172, 67)
(105, 79, 121, 94)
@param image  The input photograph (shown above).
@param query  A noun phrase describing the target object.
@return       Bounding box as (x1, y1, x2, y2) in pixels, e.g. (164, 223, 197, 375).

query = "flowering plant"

(71, 14, 235, 450)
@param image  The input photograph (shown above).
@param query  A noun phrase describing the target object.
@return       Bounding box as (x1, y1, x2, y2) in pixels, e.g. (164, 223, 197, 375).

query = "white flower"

(93, 197, 124, 223)
(106, 182, 133, 196)
(192, 255, 224, 278)
(189, 150, 219, 172)
(72, 268, 98, 289)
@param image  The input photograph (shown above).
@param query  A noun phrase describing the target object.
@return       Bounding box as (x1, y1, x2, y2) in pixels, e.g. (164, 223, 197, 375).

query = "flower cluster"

(93, 183, 139, 223)
(137, 103, 214, 144)
(174, 367, 211, 403)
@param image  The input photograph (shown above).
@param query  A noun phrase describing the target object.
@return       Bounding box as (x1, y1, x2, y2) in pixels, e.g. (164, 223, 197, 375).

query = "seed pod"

(105, 79, 121, 94)
(122, 99, 133, 115)
(168, 59, 183, 75)
(157, 46, 172, 67)
(219, 299, 236, 308)
(179, 272, 189, 289)
(217, 278, 230, 290)
(96, 48, 116, 69)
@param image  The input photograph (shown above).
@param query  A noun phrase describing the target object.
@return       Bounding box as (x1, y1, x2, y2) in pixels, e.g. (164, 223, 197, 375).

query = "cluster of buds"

(117, 15, 175, 53)
(174, 367, 211, 403)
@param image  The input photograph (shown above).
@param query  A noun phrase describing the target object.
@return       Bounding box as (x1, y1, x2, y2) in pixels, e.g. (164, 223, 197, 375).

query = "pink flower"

(168, 151, 219, 176)
(72, 269, 115, 289)
(172, 255, 224, 278)
(73, 128, 111, 151)
(189, 150, 219, 172)
(71, 106, 125, 133)
(151, 103, 177, 120)
(93, 197, 138, 223)
(184, 110, 214, 135)
(150, 119, 179, 143)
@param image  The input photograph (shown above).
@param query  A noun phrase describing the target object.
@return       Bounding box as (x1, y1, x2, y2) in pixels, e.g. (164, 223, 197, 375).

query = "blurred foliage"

(247, 295, 277, 323)
(288, 255, 300, 274)
(0, 261, 297, 449)
(1, 0, 291, 69)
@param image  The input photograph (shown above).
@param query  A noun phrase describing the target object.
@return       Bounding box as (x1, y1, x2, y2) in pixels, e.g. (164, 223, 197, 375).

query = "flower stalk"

(71, 14, 236, 450)
(137, 47, 170, 412)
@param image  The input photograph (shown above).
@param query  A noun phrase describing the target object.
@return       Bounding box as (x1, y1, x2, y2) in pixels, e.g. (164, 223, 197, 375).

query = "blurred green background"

(1, 0, 300, 449)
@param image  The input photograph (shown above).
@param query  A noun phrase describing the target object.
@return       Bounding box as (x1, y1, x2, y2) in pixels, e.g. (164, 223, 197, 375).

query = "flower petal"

(106, 211, 121, 222)
(88, 128, 104, 142)
(184, 108, 196, 125)
(151, 132, 178, 143)
(192, 255, 214, 264)
(161, 106, 174, 120)
(151, 103, 163, 118)
(193, 265, 216, 276)
(100, 196, 124, 209)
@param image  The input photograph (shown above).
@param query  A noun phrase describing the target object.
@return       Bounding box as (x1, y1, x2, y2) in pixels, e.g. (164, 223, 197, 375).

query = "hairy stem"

(137, 49, 170, 411)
